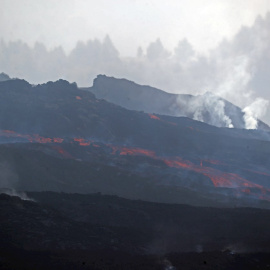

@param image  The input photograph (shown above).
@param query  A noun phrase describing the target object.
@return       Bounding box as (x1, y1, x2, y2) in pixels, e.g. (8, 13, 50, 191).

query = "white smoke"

(199, 50, 268, 129)
(0, 161, 32, 200)
(0, 188, 33, 201)
(0, 161, 18, 189)
(211, 55, 253, 106)
(162, 258, 177, 270)
(196, 93, 234, 128)
(242, 98, 269, 129)
(176, 92, 234, 128)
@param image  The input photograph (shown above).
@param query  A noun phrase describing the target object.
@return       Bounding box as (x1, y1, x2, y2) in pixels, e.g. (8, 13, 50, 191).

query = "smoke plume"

(242, 98, 269, 129)
(0, 161, 18, 189)
(176, 92, 234, 128)
(0, 161, 32, 200)
(0, 188, 33, 201)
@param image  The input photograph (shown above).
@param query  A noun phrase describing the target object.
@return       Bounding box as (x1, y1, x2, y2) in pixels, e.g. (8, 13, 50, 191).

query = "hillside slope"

(88, 75, 269, 130)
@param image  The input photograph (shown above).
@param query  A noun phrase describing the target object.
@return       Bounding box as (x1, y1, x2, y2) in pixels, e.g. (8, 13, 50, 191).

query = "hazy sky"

(1, 0, 270, 56)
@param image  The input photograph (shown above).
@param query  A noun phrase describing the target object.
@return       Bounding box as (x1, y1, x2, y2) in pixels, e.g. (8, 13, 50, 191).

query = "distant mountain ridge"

(88, 75, 269, 130)
(0, 72, 11, 82)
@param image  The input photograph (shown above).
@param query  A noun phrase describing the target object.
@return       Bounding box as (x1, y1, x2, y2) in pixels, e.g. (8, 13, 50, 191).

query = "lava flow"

(120, 148, 155, 157)
(161, 157, 267, 191)
(0, 130, 64, 144)
(73, 138, 92, 146)
(106, 144, 270, 198)
(148, 114, 177, 126)
(148, 114, 161, 120)
(1, 129, 270, 200)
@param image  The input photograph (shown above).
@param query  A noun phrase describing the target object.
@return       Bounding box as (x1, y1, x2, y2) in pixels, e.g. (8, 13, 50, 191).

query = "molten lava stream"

(119, 147, 156, 158)
(148, 114, 161, 120)
(107, 144, 269, 197)
(73, 138, 92, 146)
(165, 156, 270, 200)
(1, 129, 269, 200)
(148, 114, 176, 126)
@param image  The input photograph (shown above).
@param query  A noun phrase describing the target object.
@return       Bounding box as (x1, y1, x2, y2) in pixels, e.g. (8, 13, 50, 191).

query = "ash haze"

(1, 0, 269, 56)
(1, 0, 270, 125)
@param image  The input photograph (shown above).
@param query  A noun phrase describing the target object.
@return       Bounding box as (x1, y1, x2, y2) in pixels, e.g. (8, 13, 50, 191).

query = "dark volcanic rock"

(1, 192, 270, 269)
(0, 193, 148, 253)
(1, 192, 270, 255)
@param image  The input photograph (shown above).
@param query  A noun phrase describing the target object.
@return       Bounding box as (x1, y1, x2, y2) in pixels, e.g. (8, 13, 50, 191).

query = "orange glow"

(80, 142, 91, 146)
(148, 114, 177, 126)
(108, 144, 270, 199)
(53, 138, 64, 143)
(148, 114, 161, 120)
(162, 157, 266, 192)
(108, 145, 156, 158)
(163, 159, 191, 169)
(73, 138, 91, 146)
(75, 96, 82, 100)
(119, 147, 156, 158)
(52, 145, 73, 159)
(33, 135, 52, 144)
(0, 130, 60, 144)
(1, 128, 270, 201)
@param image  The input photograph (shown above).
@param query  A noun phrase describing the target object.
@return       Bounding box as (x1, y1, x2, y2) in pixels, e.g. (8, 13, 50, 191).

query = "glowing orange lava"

(52, 145, 73, 159)
(73, 138, 91, 146)
(119, 147, 156, 158)
(107, 145, 270, 198)
(163, 157, 264, 190)
(148, 114, 177, 126)
(75, 96, 82, 100)
(1, 128, 270, 200)
(53, 138, 64, 143)
(0, 130, 63, 144)
(148, 114, 161, 120)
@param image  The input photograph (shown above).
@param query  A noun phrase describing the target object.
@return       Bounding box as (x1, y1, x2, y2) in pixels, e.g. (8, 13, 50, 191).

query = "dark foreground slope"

(1, 192, 270, 269)
(28, 192, 270, 254)
(88, 75, 270, 130)
(2, 249, 270, 270)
